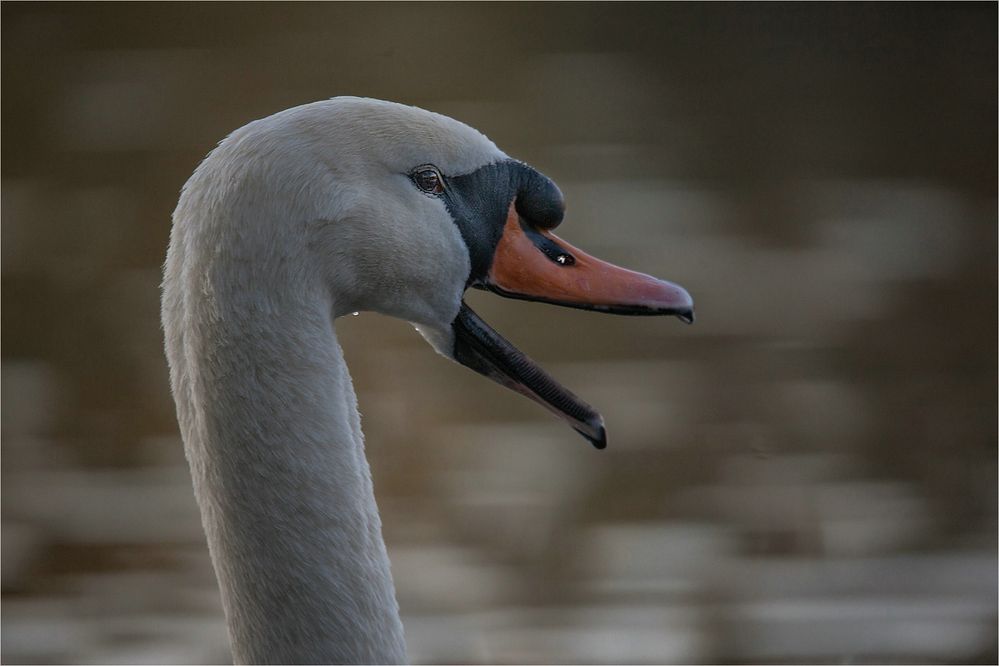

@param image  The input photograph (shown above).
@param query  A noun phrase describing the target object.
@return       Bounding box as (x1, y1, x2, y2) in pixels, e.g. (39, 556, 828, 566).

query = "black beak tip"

(676, 307, 695, 325)
(577, 422, 607, 449)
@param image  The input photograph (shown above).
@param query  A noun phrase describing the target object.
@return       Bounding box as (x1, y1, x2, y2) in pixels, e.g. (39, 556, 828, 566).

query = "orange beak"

(446, 199, 693, 449)
(482, 202, 694, 322)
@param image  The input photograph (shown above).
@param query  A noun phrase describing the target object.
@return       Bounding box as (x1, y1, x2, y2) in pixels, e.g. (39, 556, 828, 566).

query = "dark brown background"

(3, 3, 996, 663)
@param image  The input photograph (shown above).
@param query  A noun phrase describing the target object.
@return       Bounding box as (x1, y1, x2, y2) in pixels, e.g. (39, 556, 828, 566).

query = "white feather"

(162, 97, 504, 664)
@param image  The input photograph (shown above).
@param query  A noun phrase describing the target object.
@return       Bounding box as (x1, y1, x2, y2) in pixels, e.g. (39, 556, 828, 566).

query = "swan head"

(190, 97, 694, 448)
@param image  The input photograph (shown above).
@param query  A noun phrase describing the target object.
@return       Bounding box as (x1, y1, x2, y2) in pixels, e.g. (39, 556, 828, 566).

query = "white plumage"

(163, 98, 505, 664)
(163, 96, 692, 665)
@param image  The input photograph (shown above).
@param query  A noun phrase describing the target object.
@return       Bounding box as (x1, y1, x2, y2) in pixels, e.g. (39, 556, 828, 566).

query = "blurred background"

(2, 3, 996, 664)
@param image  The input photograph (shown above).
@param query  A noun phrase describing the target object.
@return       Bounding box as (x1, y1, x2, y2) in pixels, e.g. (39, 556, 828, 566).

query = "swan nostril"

(518, 218, 576, 267)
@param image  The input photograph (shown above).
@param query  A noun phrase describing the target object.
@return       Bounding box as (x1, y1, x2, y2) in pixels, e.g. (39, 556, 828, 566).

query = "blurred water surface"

(2, 3, 996, 664)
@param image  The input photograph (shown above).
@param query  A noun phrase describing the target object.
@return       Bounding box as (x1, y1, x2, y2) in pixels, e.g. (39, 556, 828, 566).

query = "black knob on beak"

(514, 166, 564, 229)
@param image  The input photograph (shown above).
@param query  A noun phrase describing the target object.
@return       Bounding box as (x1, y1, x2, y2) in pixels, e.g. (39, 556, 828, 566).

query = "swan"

(161, 97, 693, 665)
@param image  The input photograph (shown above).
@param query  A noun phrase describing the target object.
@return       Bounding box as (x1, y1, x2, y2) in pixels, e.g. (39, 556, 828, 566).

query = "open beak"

(449, 202, 694, 449)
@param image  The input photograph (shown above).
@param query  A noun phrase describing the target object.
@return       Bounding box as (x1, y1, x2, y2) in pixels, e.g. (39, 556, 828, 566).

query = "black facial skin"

(408, 158, 608, 449)
(435, 159, 567, 286)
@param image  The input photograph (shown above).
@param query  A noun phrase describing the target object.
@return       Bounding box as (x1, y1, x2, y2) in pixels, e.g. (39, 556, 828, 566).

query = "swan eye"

(412, 166, 444, 194)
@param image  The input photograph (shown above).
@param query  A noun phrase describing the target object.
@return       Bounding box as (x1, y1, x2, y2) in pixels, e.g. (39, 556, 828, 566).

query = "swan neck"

(176, 293, 407, 664)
